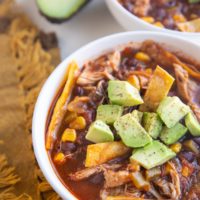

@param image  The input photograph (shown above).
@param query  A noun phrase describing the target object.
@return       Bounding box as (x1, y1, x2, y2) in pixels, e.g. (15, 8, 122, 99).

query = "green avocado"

(108, 80, 144, 106)
(131, 110, 143, 123)
(160, 123, 187, 145)
(142, 112, 163, 139)
(157, 96, 190, 128)
(130, 140, 176, 169)
(85, 120, 114, 143)
(185, 112, 200, 136)
(96, 104, 123, 125)
(36, 0, 89, 21)
(114, 113, 152, 148)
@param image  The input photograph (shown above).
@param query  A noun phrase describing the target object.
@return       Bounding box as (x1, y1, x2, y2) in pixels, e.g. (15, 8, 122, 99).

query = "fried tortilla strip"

(177, 18, 200, 32)
(0, 34, 38, 198)
(85, 142, 130, 167)
(140, 66, 174, 112)
(46, 61, 80, 149)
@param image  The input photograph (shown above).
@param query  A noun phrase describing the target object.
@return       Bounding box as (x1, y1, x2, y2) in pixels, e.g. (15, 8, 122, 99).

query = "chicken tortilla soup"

(119, 0, 200, 32)
(46, 40, 200, 200)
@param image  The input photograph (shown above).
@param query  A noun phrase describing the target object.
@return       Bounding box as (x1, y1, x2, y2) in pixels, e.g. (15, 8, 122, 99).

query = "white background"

(16, 0, 125, 59)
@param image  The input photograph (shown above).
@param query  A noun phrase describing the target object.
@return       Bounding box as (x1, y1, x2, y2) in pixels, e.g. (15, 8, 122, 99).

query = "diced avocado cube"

(86, 120, 114, 143)
(185, 112, 200, 136)
(96, 104, 123, 124)
(160, 123, 187, 145)
(142, 112, 162, 139)
(130, 140, 176, 169)
(157, 96, 190, 128)
(132, 110, 143, 123)
(114, 113, 152, 148)
(108, 80, 144, 106)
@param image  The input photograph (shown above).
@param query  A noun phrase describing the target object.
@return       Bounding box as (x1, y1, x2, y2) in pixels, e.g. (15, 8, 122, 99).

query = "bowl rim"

(108, 0, 200, 36)
(32, 31, 200, 200)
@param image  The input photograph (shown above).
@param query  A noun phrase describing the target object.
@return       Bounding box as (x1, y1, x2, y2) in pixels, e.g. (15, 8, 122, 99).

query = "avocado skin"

(160, 123, 187, 145)
(185, 112, 200, 136)
(130, 140, 176, 169)
(142, 112, 162, 139)
(37, 0, 91, 23)
(96, 105, 123, 125)
(114, 113, 152, 148)
(157, 96, 190, 128)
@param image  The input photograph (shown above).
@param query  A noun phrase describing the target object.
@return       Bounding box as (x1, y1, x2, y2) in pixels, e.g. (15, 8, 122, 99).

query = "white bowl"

(105, 0, 200, 42)
(32, 31, 200, 200)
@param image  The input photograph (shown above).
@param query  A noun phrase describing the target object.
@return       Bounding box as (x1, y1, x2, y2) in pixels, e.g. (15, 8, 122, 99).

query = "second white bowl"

(105, 0, 200, 42)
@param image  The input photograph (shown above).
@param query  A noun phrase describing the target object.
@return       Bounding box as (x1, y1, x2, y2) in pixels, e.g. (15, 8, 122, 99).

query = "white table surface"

(16, 0, 200, 60)
(16, 0, 125, 59)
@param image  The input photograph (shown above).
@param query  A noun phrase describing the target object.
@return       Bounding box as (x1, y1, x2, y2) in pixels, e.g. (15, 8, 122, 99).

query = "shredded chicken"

(141, 40, 174, 67)
(154, 179, 176, 199)
(67, 96, 90, 114)
(103, 170, 131, 188)
(107, 50, 121, 72)
(69, 164, 122, 181)
(77, 51, 120, 86)
(168, 162, 181, 199)
(174, 64, 190, 102)
(148, 186, 163, 200)
(89, 80, 108, 105)
(154, 162, 181, 200)
(183, 172, 200, 199)
(133, 0, 150, 17)
(124, 183, 143, 197)
(100, 186, 126, 200)
(189, 103, 200, 122)
(174, 64, 200, 122)
(100, 184, 143, 200)
(70, 166, 102, 181)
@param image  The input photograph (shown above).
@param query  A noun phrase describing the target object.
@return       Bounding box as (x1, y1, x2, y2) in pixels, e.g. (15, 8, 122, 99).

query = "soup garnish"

(118, 0, 200, 32)
(46, 40, 200, 200)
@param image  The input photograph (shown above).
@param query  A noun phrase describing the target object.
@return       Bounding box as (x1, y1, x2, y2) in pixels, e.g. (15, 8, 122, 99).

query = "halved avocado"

(36, 0, 90, 22)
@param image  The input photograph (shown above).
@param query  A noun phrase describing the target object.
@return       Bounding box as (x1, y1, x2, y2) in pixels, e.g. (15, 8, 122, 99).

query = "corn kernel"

(182, 166, 190, 177)
(141, 16, 155, 24)
(54, 152, 65, 163)
(145, 68, 152, 75)
(153, 22, 164, 28)
(65, 111, 77, 124)
(69, 116, 86, 130)
(127, 75, 140, 90)
(170, 143, 182, 153)
(173, 14, 186, 23)
(135, 52, 151, 62)
(62, 128, 77, 142)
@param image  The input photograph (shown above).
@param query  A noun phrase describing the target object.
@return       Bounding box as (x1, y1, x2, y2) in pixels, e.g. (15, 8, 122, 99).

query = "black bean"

(180, 151, 195, 162)
(61, 142, 77, 154)
(193, 137, 200, 145)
